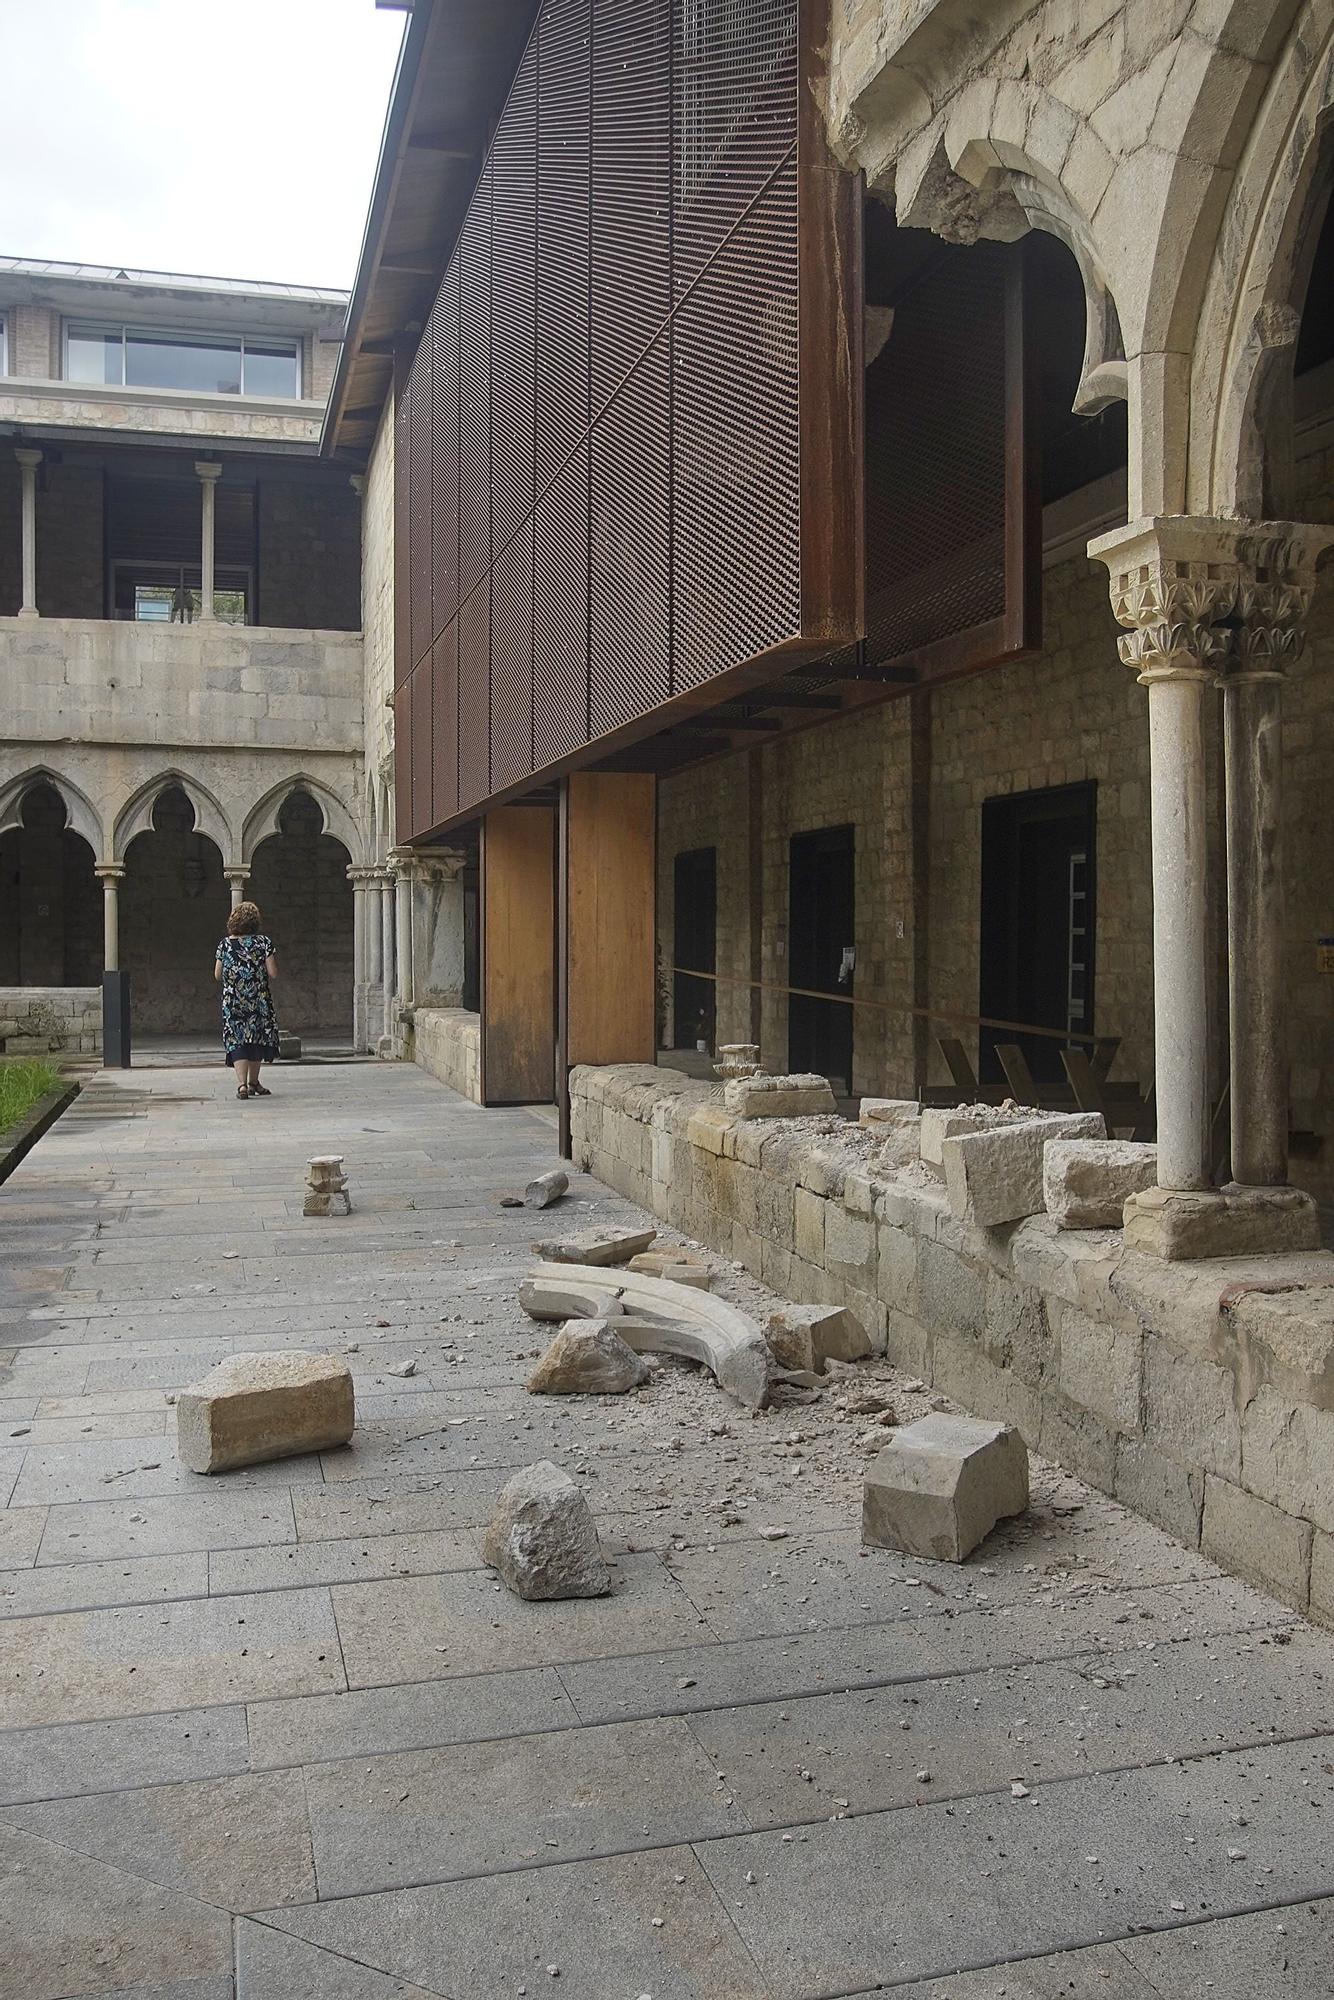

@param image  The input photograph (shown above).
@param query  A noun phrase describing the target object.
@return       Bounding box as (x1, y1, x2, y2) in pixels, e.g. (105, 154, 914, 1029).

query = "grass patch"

(0, 1057, 63, 1137)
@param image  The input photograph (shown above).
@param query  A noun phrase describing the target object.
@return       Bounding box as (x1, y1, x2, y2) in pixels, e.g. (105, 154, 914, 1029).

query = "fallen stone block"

(177, 1352, 354, 1474)
(520, 1261, 772, 1408)
(859, 1098, 919, 1132)
(533, 1226, 656, 1267)
(919, 1105, 1003, 1175)
(527, 1318, 651, 1395)
(942, 1112, 1105, 1228)
(1044, 1138, 1158, 1230)
(481, 1459, 611, 1599)
(863, 1412, 1029, 1562)
(723, 1072, 836, 1119)
(765, 1303, 873, 1374)
(628, 1247, 712, 1288)
(525, 1169, 570, 1210)
(279, 1033, 302, 1061)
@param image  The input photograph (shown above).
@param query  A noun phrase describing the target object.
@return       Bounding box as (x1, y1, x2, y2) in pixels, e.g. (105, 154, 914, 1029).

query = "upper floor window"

(65, 323, 301, 399)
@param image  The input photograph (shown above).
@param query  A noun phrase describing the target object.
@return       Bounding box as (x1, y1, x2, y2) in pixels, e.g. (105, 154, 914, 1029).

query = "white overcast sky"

(0, 1, 407, 290)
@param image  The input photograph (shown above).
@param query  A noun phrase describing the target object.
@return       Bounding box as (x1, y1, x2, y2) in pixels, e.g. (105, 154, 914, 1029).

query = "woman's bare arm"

(213, 961, 222, 984)
(266, 954, 278, 980)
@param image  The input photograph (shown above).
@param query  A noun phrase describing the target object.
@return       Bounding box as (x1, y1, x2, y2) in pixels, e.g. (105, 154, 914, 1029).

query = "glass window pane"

(68, 324, 125, 384)
(242, 342, 299, 399)
(133, 586, 175, 622)
(213, 588, 247, 625)
(126, 330, 242, 395)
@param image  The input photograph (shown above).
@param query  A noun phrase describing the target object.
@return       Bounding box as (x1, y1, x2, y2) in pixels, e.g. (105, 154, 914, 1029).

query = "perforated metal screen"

(396, 0, 844, 838)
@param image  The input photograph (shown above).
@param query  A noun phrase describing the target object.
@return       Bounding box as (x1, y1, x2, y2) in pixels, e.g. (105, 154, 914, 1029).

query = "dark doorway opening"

(980, 782, 1096, 1084)
(462, 857, 481, 1014)
(673, 847, 717, 1050)
(788, 825, 854, 1091)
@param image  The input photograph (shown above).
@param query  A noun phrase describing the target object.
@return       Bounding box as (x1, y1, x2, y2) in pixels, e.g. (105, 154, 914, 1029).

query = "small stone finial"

(304, 1154, 351, 1218)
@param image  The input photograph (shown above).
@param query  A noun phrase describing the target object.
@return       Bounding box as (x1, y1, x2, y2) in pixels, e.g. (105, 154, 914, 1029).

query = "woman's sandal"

(236, 1085, 251, 1099)
(251, 1083, 272, 1097)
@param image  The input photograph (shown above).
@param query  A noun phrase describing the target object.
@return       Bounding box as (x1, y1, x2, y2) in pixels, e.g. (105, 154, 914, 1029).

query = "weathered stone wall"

(414, 1007, 482, 1103)
(360, 400, 397, 848)
(572, 1061, 1334, 1622)
(655, 757, 753, 1049)
(257, 478, 361, 632)
(0, 987, 100, 1056)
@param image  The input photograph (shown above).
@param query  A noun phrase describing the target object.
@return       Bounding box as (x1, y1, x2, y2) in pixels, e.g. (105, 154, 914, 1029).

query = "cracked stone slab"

(0, 1821, 235, 2000)
(302, 1713, 747, 1898)
(695, 1738, 1334, 1996)
(6, 1767, 317, 1912)
(258, 1844, 770, 1999)
(234, 1918, 445, 2000)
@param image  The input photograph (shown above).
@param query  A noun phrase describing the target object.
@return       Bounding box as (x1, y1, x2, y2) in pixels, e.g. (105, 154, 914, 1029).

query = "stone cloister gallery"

(4, 0, 1334, 1617)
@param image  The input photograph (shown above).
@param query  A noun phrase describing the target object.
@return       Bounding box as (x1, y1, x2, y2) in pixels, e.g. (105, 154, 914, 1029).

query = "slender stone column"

(1090, 519, 1237, 1194)
(380, 867, 397, 1047)
(223, 867, 250, 911)
(195, 461, 222, 622)
(94, 864, 125, 972)
(390, 849, 415, 1012)
(1222, 529, 1334, 1186)
(348, 867, 376, 1052)
(15, 447, 41, 618)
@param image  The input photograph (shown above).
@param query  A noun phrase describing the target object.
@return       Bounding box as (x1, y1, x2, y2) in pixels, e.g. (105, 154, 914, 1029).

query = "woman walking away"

(215, 901, 280, 1099)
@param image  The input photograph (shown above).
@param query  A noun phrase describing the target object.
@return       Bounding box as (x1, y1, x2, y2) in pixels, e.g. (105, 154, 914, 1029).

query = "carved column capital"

(1089, 517, 1241, 686)
(1226, 526, 1334, 684)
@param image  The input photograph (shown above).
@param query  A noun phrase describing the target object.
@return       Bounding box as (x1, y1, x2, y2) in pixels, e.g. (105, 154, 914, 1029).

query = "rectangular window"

(65, 323, 300, 398)
(114, 565, 249, 625)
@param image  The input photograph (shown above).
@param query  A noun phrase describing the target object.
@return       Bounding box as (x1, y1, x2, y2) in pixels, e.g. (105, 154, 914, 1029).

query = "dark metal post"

(102, 971, 131, 1069)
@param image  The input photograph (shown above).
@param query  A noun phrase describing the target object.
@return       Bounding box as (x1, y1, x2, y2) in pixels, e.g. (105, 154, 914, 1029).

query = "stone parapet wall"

(414, 1007, 481, 1104)
(572, 1061, 1334, 1623)
(0, 987, 100, 1055)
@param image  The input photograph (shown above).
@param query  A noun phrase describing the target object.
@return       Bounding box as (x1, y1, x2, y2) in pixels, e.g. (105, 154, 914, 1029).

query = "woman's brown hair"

(227, 901, 263, 937)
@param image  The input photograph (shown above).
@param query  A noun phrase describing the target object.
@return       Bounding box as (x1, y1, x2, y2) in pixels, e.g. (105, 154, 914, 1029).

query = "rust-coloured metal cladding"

(394, 0, 862, 841)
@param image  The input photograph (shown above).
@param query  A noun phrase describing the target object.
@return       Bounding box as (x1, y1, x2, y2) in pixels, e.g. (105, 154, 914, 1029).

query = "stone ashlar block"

(177, 1352, 354, 1474)
(942, 1113, 1105, 1228)
(1124, 1184, 1321, 1262)
(862, 1412, 1029, 1563)
(532, 1226, 656, 1268)
(1201, 1473, 1313, 1609)
(1043, 1139, 1159, 1230)
(765, 1302, 872, 1374)
(919, 1105, 1007, 1175)
(722, 1072, 837, 1119)
(858, 1098, 920, 1132)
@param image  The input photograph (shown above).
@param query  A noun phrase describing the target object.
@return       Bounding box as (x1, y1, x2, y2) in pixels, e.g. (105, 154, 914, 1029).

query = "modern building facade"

(0, 258, 373, 1044)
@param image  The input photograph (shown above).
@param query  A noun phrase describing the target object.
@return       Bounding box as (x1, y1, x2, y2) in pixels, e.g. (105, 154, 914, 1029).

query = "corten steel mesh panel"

(430, 263, 460, 645)
(407, 338, 433, 676)
(491, 515, 536, 791)
(410, 656, 433, 836)
(672, 163, 800, 690)
(458, 157, 493, 602)
(458, 576, 493, 807)
(864, 242, 1009, 666)
(492, 38, 538, 545)
(432, 620, 460, 829)
(393, 0, 853, 837)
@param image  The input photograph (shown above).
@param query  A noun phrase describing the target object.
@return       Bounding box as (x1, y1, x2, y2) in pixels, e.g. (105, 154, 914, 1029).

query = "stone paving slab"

(2, 1550, 208, 1618)
(302, 1711, 745, 1898)
(245, 1663, 579, 1770)
(6, 1767, 317, 1911)
(37, 1489, 297, 1563)
(2, 1584, 345, 1728)
(261, 1843, 772, 1999)
(0, 1504, 46, 1568)
(694, 1739, 1334, 1995)
(234, 1918, 445, 2000)
(0, 1822, 235, 2000)
(0, 1703, 250, 1807)
(330, 1555, 714, 1686)
(208, 1525, 479, 1595)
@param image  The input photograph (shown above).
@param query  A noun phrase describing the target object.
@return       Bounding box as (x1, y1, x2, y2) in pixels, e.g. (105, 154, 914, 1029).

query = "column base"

(16, 607, 39, 620)
(1123, 1183, 1320, 1261)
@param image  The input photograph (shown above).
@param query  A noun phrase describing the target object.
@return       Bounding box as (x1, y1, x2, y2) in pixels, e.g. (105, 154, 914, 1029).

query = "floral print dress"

(216, 933, 280, 1065)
